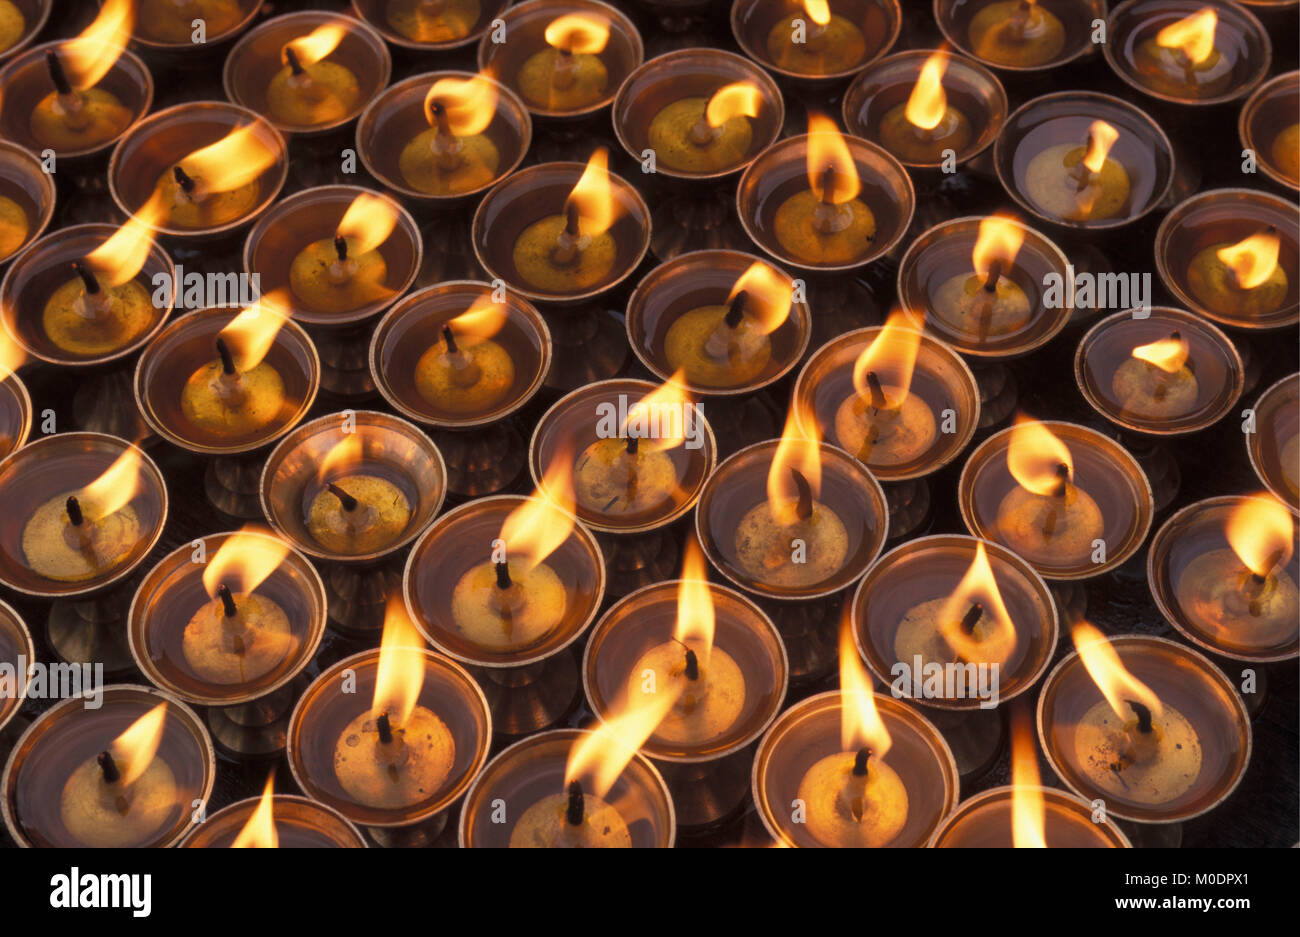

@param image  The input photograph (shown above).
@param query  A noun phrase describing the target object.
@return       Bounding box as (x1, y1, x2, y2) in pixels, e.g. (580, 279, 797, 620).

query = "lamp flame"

(674, 537, 715, 664)
(1226, 493, 1294, 578)
(217, 289, 290, 372)
(565, 686, 679, 798)
(1081, 121, 1119, 175)
(282, 23, 348, 68)
(335, 192, 399, 258)
(622, 372, 695, 453)
(316, 432, 363, 486)
(564, 147, 621, 240)
(1131, 333, 1189, 374)
(175, 125, 278, 197)
(705, 82, 763, 129)
(500, 452, 577, 574)
(447, 295, 509, 344)
(59, 0, 133, 90)
(544, 13, 610, 53)
(1072, 621, 1163, 722)
(971, 214, 1025, 281)
(1010, 706, 1047, 848)
(78, 442, 144, 519)
(201, 527, 291, 600)
(1007, 416, 1073, 496)
(728, 261, 793, 335)
(904, 50, 949, 131)
(1156, 8, 1218, 66)
(839, 610, 891, 757)
(0, 328, 25, 382)
(767, 400, 821, 527)
(1216, 231, 1281, 290)
(936, 540, 1016, 666)
(84, 192, 165, 289)
(806, 114, 860, 204)
(803, 0, 832, 27)
(852, 309, 922, 408)
(423, 72, 499, 137)
(371, 594, 426, 727)
(231, 774, 278, 849)
(108, 702, 167, 789)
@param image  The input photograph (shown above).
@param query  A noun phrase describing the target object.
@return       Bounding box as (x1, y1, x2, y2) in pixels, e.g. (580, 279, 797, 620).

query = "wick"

(982, 259, 1004, 293)
(684, 647, 699, 681)
(172, 165, 197, 198)
(723, 289, 748, 329)
(284, 46, 304, 77)
(494, 560, 513, 589)
(565, 779, 584, 826)
(327, 483, 358, 512)
(217, 583, 238, 618)
(376, 711, 393, 744)
(1051, 462, 1069, 498)
(428, 100, 453, 139)
(65, 495, 84, 527)
(865, 371, 889, 410)
(1125, 699, 1153, 734)
(790, 468, 813, 522)
(215, 336, 237, 376)
(97, 751, 120, 784)
(959, 602, 984, 636)
(1251, 547, 1286, 585)
(334, 234, 348, 262)
(72, 261, 100, 295)
(818, 164, 837, 207)
(44, 49, 73, 97)
(1069, 133, 1097, 191)
(852, 746, 872, 777)
(564, 201, 581, 239)
(625, 434, 639, 456)
(441, 324, 459, 355)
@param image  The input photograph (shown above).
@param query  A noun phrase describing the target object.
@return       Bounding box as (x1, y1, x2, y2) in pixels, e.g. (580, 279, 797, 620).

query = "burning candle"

(877, 50, 972, 164)
(765, 0, 867, 75)
(311, 435, 408, 556)
(1024, 118, 1129, 222)
(968, 0, 1066, 67)
(181, 776, 367, 848)
(135, 0, 248, 45)
(1134, 7, 1229, 97)
(935, 215, 1030, 343)
(776, 115, 875, 266)
(289, 192, 400, 316)
(398, 72, 501, 196)
(647, 80, 763, 175)
(412, 294, 514, 414)
(2, 686, 214, 848)
(150, 123, 279, 231)
(1187, 228, 1287, 319)
(263, 22, 358, 128)
(840, 313, 935, 469)
(997, 418, 1102, 565)
(517, 11, 611, 112)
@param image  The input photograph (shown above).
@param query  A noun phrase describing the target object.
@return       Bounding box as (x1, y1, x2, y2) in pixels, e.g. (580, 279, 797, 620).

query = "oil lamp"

(261, 410, 447, 637)
(1245, 373, 1299, 512)
(128, 529, 328, 757)
(1038, 626, 1252, 829)
(0, 1, 151, 161)
(1239, 71, 1299, 192)
(1154, 188, 1299, 331)
(0, 599, 33, 743)
(477, 0, 644, 120)
(1103, 0, 1271, 106)
(843, 49, 1007, 171)
(582, 539, 788, 828)
(736, 115, 915, 272)
(0, 140, 54, 267)
(0, 433, 166, 673)
(370, 281, 551, 497)
(1, 685, 214, 847)
(929, 707, 1131, 847)
(0, 0, 48, 62)
(134, 299, 320, 517)
(131, 0, 261, 52)
(223, 12, 391, 136)
(286, 598, 492, 846)
(730, 0, 902, 83)
(751, 616, 958, 847)
(852, 534, 1057, 777)
(357, 70, 531, 206)
(994, 92, 1174, 230)
(180, 776, 367, 848)
(350, 0, 510, 51)
(933, 0, 1106, 72)
(1149, 494, 1299, 663)
(459, 724, 675, 847)
(108, 102, 288, 242)
(959, 416, 1154, 580)
(405, 473, 604, 735)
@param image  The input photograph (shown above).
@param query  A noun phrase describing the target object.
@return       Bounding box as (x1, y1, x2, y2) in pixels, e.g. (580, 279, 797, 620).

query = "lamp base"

(206, 684, 297, 758)
(46, 590, 135, 676)
(471, 655, 580, 737)
(205, 454, 265, 519)
(433, 423, 527, 498)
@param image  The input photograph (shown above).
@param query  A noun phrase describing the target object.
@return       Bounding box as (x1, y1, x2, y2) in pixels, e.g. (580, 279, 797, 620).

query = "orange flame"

(767, 400, 821, 526)
(1007, 416, 1073, 496)
(1081, 121, 1119, 175)
(1217, 231, 1281, 290)
(622, 372, 695, 453)
(78, 442, 144, 519)
(803, 0, 832, 27)
(565, 687, 679, 798)
(217, 289, 290, 372)
(806, 114, 860, 204)
(371, 594, 426, 727)
(84, 192, 165, 289)
(564, 147, 621, 240)
(1226, 493, 1294, 578)
(335, 192, 399, 257)
(201, 527, 292, 599)
(544, 13, 611, 54)
(1131, 332, 1189, 374)
(0, 329, 25, 382)
(59, 0, 133, 90)
(1156, 8, 1218, 66)
(423, 72, 499, 137)
(282, 22, 348, 68)
(500, 454, 577, 573)
(971, 214, 1025, 281)
(1072, 621, 1163, 721)
(446, 294, 509, 344)
(839, 611, 891, 757)
(674, 537, 715, 664)
(231, 774, 278, 849)
(316, 432, 363, 486)
(936, 541, 1016, 665)
(728, 261, 793, 335)
(175, 125, 278, 198)
(852, 310, 922, 409)
(108, 702, 167, 789)
(905, 50, 949, 131)
(1010, 707, 1046, 849)
(705, 82, 763, 129)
